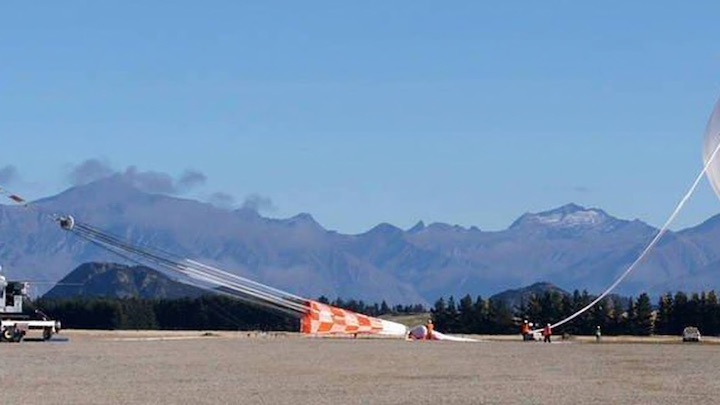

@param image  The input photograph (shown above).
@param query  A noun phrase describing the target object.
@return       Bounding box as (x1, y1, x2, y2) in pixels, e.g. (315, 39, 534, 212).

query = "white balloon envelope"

(703, 98, 720, 197)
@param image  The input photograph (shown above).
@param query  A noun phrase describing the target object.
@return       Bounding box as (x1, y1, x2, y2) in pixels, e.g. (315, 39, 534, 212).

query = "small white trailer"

(0, 273, 61, 343)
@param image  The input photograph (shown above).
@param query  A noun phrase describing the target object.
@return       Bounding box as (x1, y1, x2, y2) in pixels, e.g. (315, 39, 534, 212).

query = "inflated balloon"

(531, 98, 720, 332)
(703, 98, 720, 197)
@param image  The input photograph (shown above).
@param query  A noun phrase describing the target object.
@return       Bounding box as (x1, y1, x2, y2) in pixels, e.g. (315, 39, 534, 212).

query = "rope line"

(541, 137, 720, 331)
(0, 188, 311, 317)
(68, 221, 308, 315)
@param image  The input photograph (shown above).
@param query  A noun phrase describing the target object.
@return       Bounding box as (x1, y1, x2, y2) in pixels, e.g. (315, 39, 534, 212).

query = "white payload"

(408, 324, 477, 342)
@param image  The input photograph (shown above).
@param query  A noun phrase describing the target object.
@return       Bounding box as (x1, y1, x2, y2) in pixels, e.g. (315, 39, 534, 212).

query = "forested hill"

(43, 262, 205, 299)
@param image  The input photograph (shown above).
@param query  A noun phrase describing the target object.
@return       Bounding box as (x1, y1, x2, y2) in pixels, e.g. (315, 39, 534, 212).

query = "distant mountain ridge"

(42, 265, 632, 316)
(43, 262, 205, 299)
(2, 176, 720, 304)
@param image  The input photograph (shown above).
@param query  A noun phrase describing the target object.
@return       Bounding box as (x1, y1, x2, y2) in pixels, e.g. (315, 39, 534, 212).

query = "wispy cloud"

(68, 159, 275, 213)
(68, 159, 115, 186)
(121, 166, 177, 194)
(209, 191, 236, 208)
(0, 165, 20, 185)
(69, 159, 209, 195)
(572, 186, 590, 193)
(178, 169, 207, 190)
(241, 194, 276, 213)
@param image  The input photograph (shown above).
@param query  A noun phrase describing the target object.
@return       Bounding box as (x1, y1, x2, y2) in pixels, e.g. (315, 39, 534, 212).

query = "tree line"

(431, 290, 720, 336)
(316, 296, 425, 317)
(33, 295, 424, 331)
(35, 289, 720, 335)
(35, 296, 299, 331)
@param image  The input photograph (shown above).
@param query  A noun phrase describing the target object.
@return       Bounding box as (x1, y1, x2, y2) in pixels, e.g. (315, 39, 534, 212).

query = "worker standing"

(543, 323, 552, 343)
(595, 326, 602, 343)
(426, 319, 434, 340)
(521, 320, 530, 341)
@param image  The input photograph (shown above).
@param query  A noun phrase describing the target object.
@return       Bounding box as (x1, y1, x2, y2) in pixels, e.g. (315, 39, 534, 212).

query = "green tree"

(380, 300, 391, 314)
(631, 293, 653, 336)
(473, 296, 488, 334)
(524, 293, 543, 325)
(458, 294, 476, 334)
(588, 298, 610, 335)
(445, 296, 460, 332)
(704, 291, 720, 336)
(539, 291, 564, 326)
(487, 299, 514, 334)
(431, 298, 448, 330)
(670, 292, 688, 335)
(686, 293, 702, 330)
(655, 293, 673, 335)
(604, 296, 625, 335)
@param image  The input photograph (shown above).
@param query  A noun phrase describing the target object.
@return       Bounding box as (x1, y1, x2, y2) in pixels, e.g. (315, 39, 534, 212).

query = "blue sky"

(3, 1, 720, 233)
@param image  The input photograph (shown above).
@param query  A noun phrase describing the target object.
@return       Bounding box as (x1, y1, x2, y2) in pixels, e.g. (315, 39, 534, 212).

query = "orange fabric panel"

(301, 300, 391, 336)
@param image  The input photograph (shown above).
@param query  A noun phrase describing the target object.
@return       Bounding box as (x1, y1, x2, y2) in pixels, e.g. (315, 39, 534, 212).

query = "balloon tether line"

(541, 137, 720, 332)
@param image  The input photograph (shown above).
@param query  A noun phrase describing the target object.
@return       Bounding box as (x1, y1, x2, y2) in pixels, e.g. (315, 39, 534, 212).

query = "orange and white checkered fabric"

(301, 300, 384, 335)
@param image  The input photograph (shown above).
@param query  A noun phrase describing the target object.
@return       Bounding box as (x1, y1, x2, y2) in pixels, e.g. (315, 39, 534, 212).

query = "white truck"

(0, 271, 61, 342)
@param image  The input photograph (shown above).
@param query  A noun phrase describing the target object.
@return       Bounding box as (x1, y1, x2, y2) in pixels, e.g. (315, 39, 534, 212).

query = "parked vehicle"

(682, 326, 701, 343)
(0, 267, 61, 343)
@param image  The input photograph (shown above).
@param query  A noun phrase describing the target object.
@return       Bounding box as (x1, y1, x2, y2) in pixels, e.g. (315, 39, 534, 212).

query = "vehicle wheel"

(2, 327, 15, 342)
(43, 327, 53, 341)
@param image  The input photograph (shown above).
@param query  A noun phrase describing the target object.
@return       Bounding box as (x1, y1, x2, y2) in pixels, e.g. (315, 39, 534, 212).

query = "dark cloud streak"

(210, 192, 236, 208)
(178, 169, 207, 190)
(69, 159, 115, 185)
(572, 186, 590, 193)
(0, 165, 20, 185)
(69, 159, 211, 195)
(122, 166, 177, 194)
(241, 194, 276, 213)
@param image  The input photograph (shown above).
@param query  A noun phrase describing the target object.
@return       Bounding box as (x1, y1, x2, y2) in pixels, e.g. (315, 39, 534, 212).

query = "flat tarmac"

(0, 330, 717, 404)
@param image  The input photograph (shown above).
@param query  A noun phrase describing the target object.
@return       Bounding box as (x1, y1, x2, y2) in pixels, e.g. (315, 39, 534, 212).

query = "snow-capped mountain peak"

(510, 203, 614, 230)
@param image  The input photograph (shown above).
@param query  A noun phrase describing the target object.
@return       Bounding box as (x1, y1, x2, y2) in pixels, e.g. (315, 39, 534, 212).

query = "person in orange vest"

(543, 323, 552, 343)
(426, 319, 434, 340)
(521, 320, 531, 341)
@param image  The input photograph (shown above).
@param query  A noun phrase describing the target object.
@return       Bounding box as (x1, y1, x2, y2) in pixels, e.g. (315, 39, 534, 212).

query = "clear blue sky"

(3, 1, 720, 233)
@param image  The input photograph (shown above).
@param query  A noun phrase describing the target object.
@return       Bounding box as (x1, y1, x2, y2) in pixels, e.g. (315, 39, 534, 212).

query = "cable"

(66, 220, 309, 315)
(542, 138, 720, 331)
(0, 184, 316, 318)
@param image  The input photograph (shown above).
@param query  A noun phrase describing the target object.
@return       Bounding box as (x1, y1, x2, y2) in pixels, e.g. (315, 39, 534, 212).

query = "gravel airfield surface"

(0, 330, 717, 404)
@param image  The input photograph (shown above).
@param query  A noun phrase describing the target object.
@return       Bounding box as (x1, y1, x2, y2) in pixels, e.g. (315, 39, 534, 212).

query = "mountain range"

(2, 175, 720, 305)
(41, 262, 574, 312)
